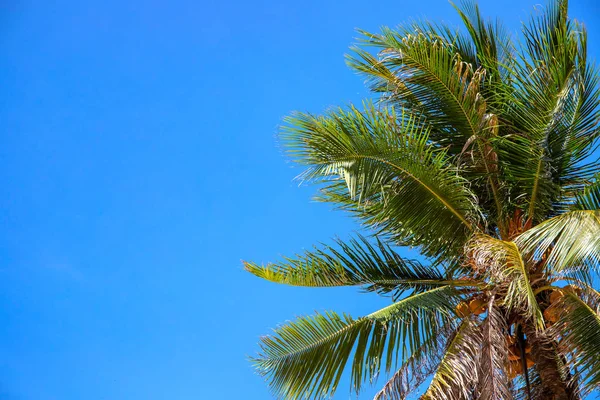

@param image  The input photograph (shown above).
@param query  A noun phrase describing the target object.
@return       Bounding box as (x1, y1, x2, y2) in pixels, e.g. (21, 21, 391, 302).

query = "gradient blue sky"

(1, 0, 599, 399)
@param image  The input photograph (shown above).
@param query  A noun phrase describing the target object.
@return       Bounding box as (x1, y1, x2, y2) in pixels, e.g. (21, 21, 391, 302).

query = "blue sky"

(1, 0, 599, 399)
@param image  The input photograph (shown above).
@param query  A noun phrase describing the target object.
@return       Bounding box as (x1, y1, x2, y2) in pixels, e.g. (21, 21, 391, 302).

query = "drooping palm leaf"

(251, 286, 460, 399)
(469, 234, 544, 330)
(374, 324, 456, 400)
(552, 292, 600, 396)
(347, 24, 507, 231)
(421, 317, 482, 399)
(515, 210, 600, 277)
(513, 367, 544, 400)
(282, 104, 479, 258)
(245, 235, 480, 299)
(476, 296, 513, 400)
(569, 280, 600, 312)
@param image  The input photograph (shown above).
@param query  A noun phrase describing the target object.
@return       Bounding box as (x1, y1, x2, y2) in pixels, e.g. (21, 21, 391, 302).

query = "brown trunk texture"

(526, 328, 571, 400)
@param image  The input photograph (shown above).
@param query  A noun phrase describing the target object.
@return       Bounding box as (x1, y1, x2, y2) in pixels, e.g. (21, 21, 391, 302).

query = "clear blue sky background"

(1, 0, 598, 399)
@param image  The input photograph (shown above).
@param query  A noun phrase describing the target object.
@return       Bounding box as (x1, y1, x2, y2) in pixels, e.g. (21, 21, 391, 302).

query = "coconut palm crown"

(244, 1, 600, 399)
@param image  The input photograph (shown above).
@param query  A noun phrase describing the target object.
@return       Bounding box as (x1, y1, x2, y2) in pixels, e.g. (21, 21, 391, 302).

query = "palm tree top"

(245, 0, 600, 398)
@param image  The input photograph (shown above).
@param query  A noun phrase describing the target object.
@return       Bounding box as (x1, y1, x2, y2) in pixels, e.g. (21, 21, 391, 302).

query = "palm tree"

(244, 1, 600, 398)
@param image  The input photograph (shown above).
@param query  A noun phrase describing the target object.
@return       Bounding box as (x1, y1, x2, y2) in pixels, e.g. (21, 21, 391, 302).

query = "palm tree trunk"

(525, 328, 571, 400)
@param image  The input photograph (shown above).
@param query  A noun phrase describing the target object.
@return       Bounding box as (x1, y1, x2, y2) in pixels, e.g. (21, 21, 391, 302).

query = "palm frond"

(566, 280, 600, 312)
(249, 1, 600, 398)
(515, 210, 600, 276)
(347, 27, 492, 154)
(469, 234, 545, 330)
(374, 324, 456, 400)
(497, 0, 600, 222)
(513, 367, 544, 400)
(347, 24, 508, 230)
(573, 175, 600, 211)
(281, 104, 480, 258)
(251, 286, 460, 399)
(477, 296, 513, 400)
(552, 291, 600, 397)
(421, 317, 482, 399)
(244, 236, 480, 299)
(451, 0, 514, 85)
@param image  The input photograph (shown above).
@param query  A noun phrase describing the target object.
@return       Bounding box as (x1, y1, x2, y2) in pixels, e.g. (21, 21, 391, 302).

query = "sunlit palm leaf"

(469, 234, 544, 330)
(497, 0, 600, 223)
(251, 286, 460, 399)
(450, 0, 514, 86)
(245, 235, 480, 299)
(281, 104, 479, 258)
(515, 210, 600, 276)
(347, 23, 507, 230)
(347, 27, 487, 153)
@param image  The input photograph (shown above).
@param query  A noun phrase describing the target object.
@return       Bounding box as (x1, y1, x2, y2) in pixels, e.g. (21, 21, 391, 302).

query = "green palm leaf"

(245, 235, 481, 299)
(552, 292, 600, 396)
(515, 210, 600, 277)
(450, 0, 514, 86)
(282, 104, 479, 258)
(251, 286, 460, 399)
(347, 24, 506, 230)
(573, 176, 600, 210)
(497, 0, 600, 223)
(347, 27, 487, 152)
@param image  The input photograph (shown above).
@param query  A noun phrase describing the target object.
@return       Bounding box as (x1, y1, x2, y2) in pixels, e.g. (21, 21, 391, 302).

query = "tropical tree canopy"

(245, 0, 600, 398)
